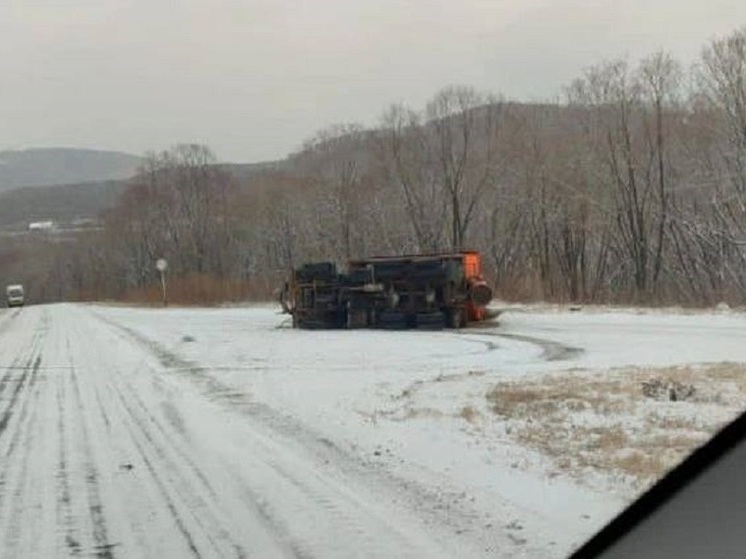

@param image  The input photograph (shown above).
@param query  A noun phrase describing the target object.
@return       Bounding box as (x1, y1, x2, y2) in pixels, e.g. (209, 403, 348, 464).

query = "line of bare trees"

(19, 26, 746, 306)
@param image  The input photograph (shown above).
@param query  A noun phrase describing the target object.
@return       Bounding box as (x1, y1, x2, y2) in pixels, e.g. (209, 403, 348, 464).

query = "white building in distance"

(28, 220, 56, 232)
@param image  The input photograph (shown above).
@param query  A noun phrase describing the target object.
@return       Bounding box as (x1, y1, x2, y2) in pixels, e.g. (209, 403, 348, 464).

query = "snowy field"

(1, 303, 746, 558)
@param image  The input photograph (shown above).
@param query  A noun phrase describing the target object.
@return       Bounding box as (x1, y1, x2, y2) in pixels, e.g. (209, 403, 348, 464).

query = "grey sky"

(2, 0, 745, 162)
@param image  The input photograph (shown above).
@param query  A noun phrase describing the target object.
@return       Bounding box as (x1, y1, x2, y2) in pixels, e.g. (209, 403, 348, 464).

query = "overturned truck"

(280, 251, 493, 329)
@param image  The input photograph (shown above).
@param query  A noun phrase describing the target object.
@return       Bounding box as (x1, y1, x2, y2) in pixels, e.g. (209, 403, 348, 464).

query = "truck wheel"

(416, 311, 444, 330)
(445, 308, 463, 329)
(347, 309, 368, 329)
(378, 310, 407, 330)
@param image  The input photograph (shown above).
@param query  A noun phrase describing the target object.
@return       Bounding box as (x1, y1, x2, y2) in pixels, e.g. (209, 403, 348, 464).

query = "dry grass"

(459, 405, 483, 424)
(615, 451, 667, 479)
(114, 273, 274, 305)
(486, 363, 746, 487)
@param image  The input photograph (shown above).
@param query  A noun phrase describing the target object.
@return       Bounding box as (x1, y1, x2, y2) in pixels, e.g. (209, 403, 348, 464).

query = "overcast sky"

(1, 0, 745, 162)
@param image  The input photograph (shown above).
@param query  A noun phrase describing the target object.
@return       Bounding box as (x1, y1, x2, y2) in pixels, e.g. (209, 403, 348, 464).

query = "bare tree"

(691, 27, 746, 298)
(293, 124, 370, 259)
(699, 26, 746, 196)
(426, 86, 504, 250)
(379, 104, 448, 251)
(638, 51, 682, 284)
(568, 56, 681, 299)
(102, 144, 235, 291)
(378, 87, 505, 251)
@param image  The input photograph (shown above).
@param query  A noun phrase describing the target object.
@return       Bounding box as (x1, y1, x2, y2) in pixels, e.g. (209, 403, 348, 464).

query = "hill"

(0, 159, 284, 232)
(0, 148, 141, 192)
(0, 180, 128, 231)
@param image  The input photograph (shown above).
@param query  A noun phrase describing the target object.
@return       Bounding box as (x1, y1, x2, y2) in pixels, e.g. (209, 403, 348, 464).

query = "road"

(2, 304, 746, 558)
(0, 304, 507, 558)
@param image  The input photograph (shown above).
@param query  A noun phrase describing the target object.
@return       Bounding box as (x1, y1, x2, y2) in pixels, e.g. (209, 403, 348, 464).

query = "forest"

(7, 26, 746, 306)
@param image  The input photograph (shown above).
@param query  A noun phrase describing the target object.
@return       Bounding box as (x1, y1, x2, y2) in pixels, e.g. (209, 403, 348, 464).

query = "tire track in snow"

(93, 384, 113, 434)
(0, 308, 108, 558)
(104, 366, 249, 558)
(111, 377, 303, 557)
(454, 329, 583, 361)
(3, 355, 43, 457)
(0, 320, 44, 456)
(0, 311, 50, 557)
(117, 381, 218, 499)
(55, 366, 83, 556)
(219, 465, 311, 559)
(0, 353, 29, 434)
(254, 450, 432, 559)
(0, 317, 45, 437)
(2, 307, 274, 558)
(98, 313, 466, 559)
(66, 338, 116, 559)
(226, 403, 469, 558)
(0, 363, 41, 555)
(114, 383, 201, 556)
(72, 307, 282, 558)
(123, 429, 203, 558)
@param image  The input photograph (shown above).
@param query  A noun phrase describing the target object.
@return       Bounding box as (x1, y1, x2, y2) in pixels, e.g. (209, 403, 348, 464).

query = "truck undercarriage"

(280, 251, 493, 330)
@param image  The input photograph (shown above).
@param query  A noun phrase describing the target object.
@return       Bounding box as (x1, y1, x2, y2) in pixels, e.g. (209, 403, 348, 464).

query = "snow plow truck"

(279, 251, 493, 329)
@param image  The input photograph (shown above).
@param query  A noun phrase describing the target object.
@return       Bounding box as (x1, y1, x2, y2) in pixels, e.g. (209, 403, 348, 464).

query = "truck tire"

(377, 310, 408, 330)
(347, 308, 368, 329)
(445, 307, 464, 329)
(416, 311, 444, 330)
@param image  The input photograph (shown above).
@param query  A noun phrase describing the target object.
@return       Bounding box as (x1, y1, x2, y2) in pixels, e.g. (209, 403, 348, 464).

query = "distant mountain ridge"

(0, 155, 288, 232)
(0, 148, 142, 191)
(0, 180, 129, 231)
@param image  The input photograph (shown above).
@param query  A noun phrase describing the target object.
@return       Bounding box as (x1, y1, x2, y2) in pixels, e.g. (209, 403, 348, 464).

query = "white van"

(6, 284, 25, 307)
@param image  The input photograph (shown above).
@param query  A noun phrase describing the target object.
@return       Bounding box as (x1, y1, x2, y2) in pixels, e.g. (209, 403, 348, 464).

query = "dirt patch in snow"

(486, 362, 746, 489)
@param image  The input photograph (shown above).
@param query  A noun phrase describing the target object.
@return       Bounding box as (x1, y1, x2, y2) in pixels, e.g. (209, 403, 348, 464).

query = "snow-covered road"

(1, 303, 745, 558)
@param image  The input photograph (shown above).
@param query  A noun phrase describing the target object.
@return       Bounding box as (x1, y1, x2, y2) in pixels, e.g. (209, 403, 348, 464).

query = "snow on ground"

(486, 362, 746, 493)
(1, 303, 746, 558)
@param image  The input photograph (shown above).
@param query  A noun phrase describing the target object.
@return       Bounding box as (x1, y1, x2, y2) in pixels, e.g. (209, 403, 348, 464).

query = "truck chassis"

(281, 251, 493, 330)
